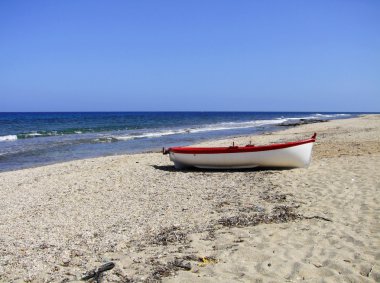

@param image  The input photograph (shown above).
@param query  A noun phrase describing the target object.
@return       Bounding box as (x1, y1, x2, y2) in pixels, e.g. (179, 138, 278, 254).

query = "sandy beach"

(0, 115, 379, 282)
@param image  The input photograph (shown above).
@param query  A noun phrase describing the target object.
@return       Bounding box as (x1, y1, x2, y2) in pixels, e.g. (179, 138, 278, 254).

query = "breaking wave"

(109, 114, 342, 141)
(0, 135, 18, 142)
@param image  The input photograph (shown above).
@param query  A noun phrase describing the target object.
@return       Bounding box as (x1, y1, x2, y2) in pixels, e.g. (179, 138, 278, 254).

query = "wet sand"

(0, 115, 379, 282)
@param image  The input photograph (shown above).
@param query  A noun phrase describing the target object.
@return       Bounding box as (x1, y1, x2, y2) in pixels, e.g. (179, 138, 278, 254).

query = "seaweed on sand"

(259, 191, 289, 203)
(150, 264, 173, 280)
(151, 226, 189, 246)
(146, 257, 192, 281)
(218, 205, 301, 228)
(270, 205, 300, 222)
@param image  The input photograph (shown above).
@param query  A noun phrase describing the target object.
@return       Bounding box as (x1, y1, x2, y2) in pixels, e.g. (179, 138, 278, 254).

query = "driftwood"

(81, 262, 115, 283)
(171, 258, 192, 270)
(304, 215, 332, 222)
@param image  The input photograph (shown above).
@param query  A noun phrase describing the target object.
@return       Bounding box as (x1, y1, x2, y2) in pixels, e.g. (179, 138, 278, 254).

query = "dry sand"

(0, 115, 379, 282)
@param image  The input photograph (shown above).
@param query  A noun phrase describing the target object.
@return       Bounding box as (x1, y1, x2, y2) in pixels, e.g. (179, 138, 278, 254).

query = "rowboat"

(163, 133, 317, 169)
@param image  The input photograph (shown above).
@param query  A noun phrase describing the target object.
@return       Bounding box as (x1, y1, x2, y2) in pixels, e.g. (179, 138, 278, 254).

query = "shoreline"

(0, 113, 359, 173)
(0, 115, 379, 282)
(0, 115, 355, 174)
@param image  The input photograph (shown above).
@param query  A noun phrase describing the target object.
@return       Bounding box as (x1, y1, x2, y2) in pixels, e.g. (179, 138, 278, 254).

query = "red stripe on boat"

(168, 133, 317, 154)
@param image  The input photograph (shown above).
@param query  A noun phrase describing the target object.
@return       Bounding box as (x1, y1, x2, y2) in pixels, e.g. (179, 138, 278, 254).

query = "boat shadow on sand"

(152, 165, 294, 173)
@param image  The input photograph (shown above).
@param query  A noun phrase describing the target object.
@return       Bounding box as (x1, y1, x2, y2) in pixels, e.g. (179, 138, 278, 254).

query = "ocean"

(0, 112, 356, 172)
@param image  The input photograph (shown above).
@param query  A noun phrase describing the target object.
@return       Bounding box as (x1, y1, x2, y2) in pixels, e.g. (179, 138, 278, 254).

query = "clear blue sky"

(1, 0, 379, 112)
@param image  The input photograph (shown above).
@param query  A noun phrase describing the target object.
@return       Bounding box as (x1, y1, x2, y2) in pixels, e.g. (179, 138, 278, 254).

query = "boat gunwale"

(168, 133, 316, 155)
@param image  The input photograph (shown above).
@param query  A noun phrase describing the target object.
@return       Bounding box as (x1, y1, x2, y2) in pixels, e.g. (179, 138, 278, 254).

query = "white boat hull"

(169, 142, 314, 169)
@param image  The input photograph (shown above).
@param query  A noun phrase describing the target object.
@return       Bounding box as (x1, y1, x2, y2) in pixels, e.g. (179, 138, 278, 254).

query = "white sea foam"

(24, 132, 43, 137)
(282, 113, 350, 121)
(0, 135, 18, 142)
(187, 118, 289, 134)
(315, 113, 350, 118)
(115, 130, 179, 141)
